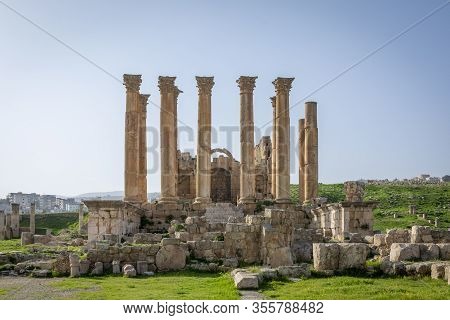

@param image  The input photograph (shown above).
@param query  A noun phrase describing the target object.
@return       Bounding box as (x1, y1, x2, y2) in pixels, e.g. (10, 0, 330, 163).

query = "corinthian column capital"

(236, 76, 257, 94)
(174, 86, 183, 100)
(196, 76, 215, 95)
(139, 94, 150, 112)
(123, 74, 142, 92)
(272, 77, 295, 94)
(158, 76, 177, 94)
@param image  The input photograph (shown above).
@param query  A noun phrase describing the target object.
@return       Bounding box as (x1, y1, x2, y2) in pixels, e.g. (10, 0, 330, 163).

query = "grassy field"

(50, 271, 239, 299)
(20, 212, 78, 234)
(262, 276, 450, 300)
(291, 183, 450, 231)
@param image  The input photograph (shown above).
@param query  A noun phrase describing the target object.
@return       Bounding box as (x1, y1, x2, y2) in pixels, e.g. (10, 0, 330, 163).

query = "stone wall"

(411, 226, 450, 244)
(313, 243, 369, 271)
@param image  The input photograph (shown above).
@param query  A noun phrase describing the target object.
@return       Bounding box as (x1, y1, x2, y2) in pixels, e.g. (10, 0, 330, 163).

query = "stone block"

(233, 271, 259, 289)
(419, 244, 440, 261)
(338, 243, 369, 270)
(161, 238, 180, 246)
(31, 269, 51, 278)
(277, 264, 311, 278)
(373, 234, 386, 246)
(445, 265, 450, 281)
(155, 244, 186, 271)
(268, 247, 293, 268)
(313, 243, 340, 271)
(222, 258, 239, 268)
(405, 262, 433, 277)
(21, 232, 33, 246)
(438, 244, 450, 260)
(389, 243, 420, 262)
(136, 261, 148, 275)
(123, 264, 136, 277)
(91, 262, 103, 276)
(80, 260, 90, 275)
(112, 260, 120, 274)
(431, 262, 449, 279)
(259, 268, 278, 280)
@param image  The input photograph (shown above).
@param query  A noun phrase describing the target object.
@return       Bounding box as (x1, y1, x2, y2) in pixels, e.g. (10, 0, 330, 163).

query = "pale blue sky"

(0, 0, 449, 197)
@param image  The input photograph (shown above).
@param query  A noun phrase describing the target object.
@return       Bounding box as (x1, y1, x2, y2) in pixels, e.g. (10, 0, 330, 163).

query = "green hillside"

(291, 183, 450, 231)
(20, 212, 79, 234)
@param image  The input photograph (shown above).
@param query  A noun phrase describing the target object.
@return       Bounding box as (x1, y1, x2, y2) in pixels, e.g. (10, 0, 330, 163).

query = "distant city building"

(7, 192, 40, 213)
(441, 175, 450, 182)
(39, 194, 57, 212)
(0, 199, 11, 213)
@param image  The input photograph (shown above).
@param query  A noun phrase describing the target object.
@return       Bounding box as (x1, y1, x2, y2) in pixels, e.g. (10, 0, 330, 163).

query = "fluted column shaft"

(270, 96, 277, 197)
(273, 77, 294, 203)
(158, 76, 178, 203)
(123, 74, 142, 202)
(237, 76, 257, 204)
(195, 77, 214, 204)
(174, 87, 182, 198)
(138, 94, 150, 202)
(304, 101, 318, 202)
(299, 118, 306, 203)
(30, 202, 36, 234)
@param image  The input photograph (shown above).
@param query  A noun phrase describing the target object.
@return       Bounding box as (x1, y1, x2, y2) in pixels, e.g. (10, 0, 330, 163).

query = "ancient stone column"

(299, 118, 306, 204)
(237, 76, 257, 204)
(158, 76, 178, 204)
(273, 77, 294, 203)
(11, 203, 20, 238)
(78, 203, 84, 234)
(5, 213, 11, 239)
(173, 87, 182, 198)
(0, 210, 5, 240)
(304, 101, 318, 202)
(138, 93, 150, 202)
(194, 77, 215, 205)
(123, 74, 142, 202)
(270, 96, 277, 198)
(30, 202, 36, 234)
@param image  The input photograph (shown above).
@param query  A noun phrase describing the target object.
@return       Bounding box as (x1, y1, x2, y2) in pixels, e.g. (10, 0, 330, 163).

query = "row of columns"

(123, 74, 317, 206)
(0, 203, 31, 240)
(123, 74, 150, 203)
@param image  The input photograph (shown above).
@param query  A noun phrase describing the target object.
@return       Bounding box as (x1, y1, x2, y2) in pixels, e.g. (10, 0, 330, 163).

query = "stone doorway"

(211, 168, 232, 202)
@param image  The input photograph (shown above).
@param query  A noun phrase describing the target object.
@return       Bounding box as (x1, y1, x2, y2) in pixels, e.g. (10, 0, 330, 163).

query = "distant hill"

(75, 191, 160, 201)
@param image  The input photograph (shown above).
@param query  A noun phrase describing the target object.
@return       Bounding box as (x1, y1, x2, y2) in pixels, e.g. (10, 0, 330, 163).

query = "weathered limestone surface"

(270, 96, 277, 197)
(123, 74, 142, 202)
(155, 244, 187, 271)
(138, 94, 150, 202)
(159, 76, 179, 204)
(21, 232, 33, 246)
(0, 210, 5, 240)
(123, 264, 137, 277)
(431, 262, 450, 279)
(91, 262, 104, 276)
(11, 203, 20, 238)
(298, 118, 306, 203)
(231, 269, 259, 289)
(205, 203, 244, 224)
(313, 243, 369, 271)
(194, 77, 214, 206)
(277, 264, 311, 278)
(30, 202, 36, 234)
(237, 76, 257, 204)
(304, 102, 318, 202)
(389, 243, 420, 262)
(273, 77, 294, 203)
(344, 181, 365, 202)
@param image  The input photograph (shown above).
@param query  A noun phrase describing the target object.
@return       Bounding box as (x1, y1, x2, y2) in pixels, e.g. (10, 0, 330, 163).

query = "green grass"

(0, 289, 6, 296)
(20, 212, 79, 234)
(262, 276, 450, 300)
(0, 239, 22, 253)
(51, 271, 239, 299)
(291, 183, 450, 232)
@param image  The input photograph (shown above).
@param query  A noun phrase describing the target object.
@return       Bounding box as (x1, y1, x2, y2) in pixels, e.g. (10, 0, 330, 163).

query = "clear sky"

(0, 0, 449, 198)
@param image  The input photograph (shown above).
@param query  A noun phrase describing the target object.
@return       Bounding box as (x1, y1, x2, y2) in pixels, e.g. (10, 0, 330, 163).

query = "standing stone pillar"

(270, 96, 277, 198)
(299, 118, 306, 204)
(138, 94, 150, 202)
(173, 87, 182, 198)
(194, 77, 215, 206)
(30, 202, 36, 234)
(11, 203, 20, 238)
(273, 77, 295, 203)
(0, 210, 5, 240)
(304, 101, 318, 202)
(78, 203, 84, 234)
(123, 74, 142, 202)
(5, 213, 11, 239)
(237, 76, 257, 204)
(158, 76, 178, 204)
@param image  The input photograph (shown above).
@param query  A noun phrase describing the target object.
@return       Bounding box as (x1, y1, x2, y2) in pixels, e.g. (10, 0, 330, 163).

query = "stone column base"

(158, 197, 178, 204)
(192, 197, 211, 210)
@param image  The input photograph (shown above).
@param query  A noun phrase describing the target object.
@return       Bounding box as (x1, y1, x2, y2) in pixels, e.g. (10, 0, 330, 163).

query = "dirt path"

(0, 276, 86, 300)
